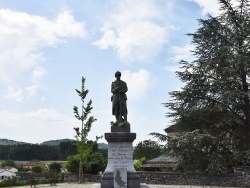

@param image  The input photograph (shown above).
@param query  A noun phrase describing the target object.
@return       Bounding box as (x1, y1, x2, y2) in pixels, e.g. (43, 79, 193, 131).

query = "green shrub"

(66, 155, 79, 173)
(0, 176, 29, 187)
(133, 157, 146, 171)
(83, 152, 106, 174)
(1, 160, 16, 168)
(31, 165, 43, 173)
(49, 162, 62, 173)
(66, 152, 106, 174)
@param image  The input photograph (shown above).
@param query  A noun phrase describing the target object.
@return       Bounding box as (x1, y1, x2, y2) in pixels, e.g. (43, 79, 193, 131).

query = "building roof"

(164, 124, 183, 133)
(142, 163, 176, 168)
(147, 153, 178, 164)
(0, 167, 18, 173)
(0, 169, 16, 175)
(142, 153, 178, 171)
(22, 162, 40, 167)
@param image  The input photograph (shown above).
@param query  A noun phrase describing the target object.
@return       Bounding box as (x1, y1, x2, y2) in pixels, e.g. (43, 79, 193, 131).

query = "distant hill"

(98, 142, 108, 149)
(40, 139, 75, 146)
(41, 140, 108, 148)
(0, 138, 108, 148)
(0, 139, 30, 145)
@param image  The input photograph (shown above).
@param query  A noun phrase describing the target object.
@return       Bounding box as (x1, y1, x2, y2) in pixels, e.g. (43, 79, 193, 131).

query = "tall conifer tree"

(165, 0, 250, 150)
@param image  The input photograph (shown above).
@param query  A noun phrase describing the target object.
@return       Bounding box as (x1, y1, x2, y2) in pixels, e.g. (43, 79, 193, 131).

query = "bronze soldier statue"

(111, 71, 129, 126)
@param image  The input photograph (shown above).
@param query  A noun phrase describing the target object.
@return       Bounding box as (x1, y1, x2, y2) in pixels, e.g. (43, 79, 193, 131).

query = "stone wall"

(138, 172, 249, 187)
(63, 172, 250, 187)
(64, 173, 101, 183)
(63, 173, 78, 182)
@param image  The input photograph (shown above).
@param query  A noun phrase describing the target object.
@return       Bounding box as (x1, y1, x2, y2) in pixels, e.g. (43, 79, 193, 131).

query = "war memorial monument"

(92, 71, 149, 188)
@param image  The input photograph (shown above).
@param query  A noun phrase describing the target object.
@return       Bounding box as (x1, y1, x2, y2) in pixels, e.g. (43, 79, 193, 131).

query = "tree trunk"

(247, 126, 250, 150)
(240, 71, 250, 150)
(79, 159, 83, 183)
(246, 109, 250, 150)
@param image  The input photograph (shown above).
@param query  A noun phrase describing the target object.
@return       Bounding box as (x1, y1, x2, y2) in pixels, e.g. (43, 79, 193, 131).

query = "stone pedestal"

(91, 183, 149, 188)
(101, 133, 140, 188)
(91, 132, 149, 188)
(111, 125, 130, 133)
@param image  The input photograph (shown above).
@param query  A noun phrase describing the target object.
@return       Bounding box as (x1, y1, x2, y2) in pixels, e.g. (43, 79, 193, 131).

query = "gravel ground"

(16, 183, 241, 188)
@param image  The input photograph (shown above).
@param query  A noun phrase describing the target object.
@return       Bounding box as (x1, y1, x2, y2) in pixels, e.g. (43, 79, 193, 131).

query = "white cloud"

(121, 69, 153, 100)
(11, 67, 44, 100)
(0, 9, 87, 100)
(4, 86, 23, 102)
(93, 0, 170, 62)
(26, 85, 38, 99)
(187, 0, 220, 16)
(0, 108, 77, 143)
(31, 66, 46, 84)
(187, 0, 239, 16)
(164, 65, 181, 73)
(25, 66, 46, 98)
(165, 44, 195, 73)
(169, 44, 195, 63)
(128, 111, 166, 144)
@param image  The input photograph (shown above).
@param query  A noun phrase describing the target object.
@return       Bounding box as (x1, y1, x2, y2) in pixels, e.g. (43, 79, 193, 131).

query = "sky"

(0, 0, 222, 145)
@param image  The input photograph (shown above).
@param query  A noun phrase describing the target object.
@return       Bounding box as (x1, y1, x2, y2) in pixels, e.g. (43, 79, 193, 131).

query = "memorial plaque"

(105, 142, 135, 172)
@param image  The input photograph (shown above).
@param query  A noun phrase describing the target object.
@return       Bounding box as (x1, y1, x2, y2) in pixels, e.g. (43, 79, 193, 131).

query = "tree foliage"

(73, 77, 101, 181)
(0, 143, 77, 161)
(31, 165, 43, 173)
(233, 149, 250, 165)
(166, 0, 250, 150)
(66, 152, 106, 174)
(1, 160, 16, 168)
(167, 130, 233, 173)
(133, 140, 163, 160)
(157, 0, 250, 173)
(59, 141, 77, 159)
(66, 155, 79, 174)
(0, 176, 28, 187)
(133, 157, 146, 171)
(49, 162, 62, 173)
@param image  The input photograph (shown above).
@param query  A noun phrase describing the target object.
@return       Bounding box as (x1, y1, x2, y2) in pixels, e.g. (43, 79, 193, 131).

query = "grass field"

(0, 160, 68, 169)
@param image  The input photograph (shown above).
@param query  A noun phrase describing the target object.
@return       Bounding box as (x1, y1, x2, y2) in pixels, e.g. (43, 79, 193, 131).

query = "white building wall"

(0, 170, 16, 182)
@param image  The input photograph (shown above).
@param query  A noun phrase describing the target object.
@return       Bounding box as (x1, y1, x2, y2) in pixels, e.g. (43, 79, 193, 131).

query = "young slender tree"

(73, 77, 100, 182)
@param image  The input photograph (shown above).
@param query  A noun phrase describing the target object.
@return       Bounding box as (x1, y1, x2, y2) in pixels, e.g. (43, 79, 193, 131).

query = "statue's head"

(115, 71, 121, 78)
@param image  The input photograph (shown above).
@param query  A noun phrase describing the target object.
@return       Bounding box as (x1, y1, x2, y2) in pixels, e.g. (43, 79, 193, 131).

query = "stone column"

(101, 132, 140, 188)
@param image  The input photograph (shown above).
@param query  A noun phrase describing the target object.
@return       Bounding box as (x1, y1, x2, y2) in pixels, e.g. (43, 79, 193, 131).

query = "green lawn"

(0, 160, 67, 169)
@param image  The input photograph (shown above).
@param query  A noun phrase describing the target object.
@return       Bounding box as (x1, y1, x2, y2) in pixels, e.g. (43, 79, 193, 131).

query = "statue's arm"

(120, 82, 128, 93)
(111, 82, 118, 93)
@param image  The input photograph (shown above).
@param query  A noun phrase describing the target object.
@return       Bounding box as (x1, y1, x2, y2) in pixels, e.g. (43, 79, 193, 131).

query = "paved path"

(17, 183, 241, 188)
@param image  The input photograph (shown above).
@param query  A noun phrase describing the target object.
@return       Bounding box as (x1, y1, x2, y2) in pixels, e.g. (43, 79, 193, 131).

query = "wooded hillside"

(0, 139, 107, 160)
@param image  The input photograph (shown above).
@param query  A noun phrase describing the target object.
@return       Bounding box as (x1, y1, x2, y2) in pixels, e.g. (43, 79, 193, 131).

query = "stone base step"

(91, 183, 150, 188)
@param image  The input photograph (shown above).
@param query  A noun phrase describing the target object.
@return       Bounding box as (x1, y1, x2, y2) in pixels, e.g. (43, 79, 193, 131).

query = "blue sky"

(0, 0, 221, 145)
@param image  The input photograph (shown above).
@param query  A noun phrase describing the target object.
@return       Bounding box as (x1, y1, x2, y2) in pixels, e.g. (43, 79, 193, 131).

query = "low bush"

(134, 157, 146, 171)
(66, 152, 106, 174)
(0, 176, 29, 187)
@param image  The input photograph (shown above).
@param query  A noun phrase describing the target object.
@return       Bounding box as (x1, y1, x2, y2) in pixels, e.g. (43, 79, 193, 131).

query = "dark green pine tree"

(133, 140, 163, 160)
(149, 1, 250, 172)
(165, 0, 250, 151)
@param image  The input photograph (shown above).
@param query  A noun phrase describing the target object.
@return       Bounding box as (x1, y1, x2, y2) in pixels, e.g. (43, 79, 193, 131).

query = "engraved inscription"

(108, 143, 132, 168)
